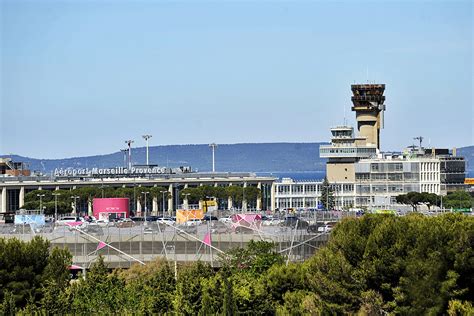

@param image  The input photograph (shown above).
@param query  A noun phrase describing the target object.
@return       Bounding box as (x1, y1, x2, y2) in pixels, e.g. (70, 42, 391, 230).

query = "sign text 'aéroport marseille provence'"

(54, 167, 179, 177)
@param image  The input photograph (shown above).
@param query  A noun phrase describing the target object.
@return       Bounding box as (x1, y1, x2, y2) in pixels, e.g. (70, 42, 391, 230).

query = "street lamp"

(71, 196, 80, 216)
(160, 190, 167, 217)
(52, 193, 61, 221)
(37, 194, 45, 213)
(209, 143, 218, 172)
(141, 191, 149, 224)
(142, 135, 152, 166)
(125, 140, 134, 170)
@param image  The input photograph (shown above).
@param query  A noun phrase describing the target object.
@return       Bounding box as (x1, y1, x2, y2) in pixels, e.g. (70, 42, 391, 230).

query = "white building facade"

(274, 156, 443, 211)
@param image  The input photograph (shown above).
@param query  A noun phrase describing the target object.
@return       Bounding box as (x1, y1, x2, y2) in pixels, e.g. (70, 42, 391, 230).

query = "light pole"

(209, 143, 218, 172)
(242, 184, 246, 212)
(71, 196, 80, 216)
(160, 190, 167, 217)
(125, 140, 134, 170)
(142, 135, 152, 166)
(37, 194, 45, 213)
(100, 183, 108, 198)
(141, 191, 149, 224)
(52, 193, 61, 221)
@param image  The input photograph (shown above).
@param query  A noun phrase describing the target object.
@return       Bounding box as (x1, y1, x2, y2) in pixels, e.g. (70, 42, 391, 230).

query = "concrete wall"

(326, 163, 355, 182)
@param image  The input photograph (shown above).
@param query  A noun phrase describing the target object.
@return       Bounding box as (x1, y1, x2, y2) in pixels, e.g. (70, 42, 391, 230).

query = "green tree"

(320, 177, 335, 210)
(444, 190, 473, 209)
(0, 236, 51, 308)
(222, 273, 237, 316)
(221, 240, 284, 276)
(174, 261, 214, 315)
(119, 259, 176, 314)
(68, 256, 126, 314)
(0, 291, 16, 316)
(40, 247, 73, 314)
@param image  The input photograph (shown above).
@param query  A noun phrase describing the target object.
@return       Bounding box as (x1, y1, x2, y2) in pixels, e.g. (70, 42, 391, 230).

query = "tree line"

(396, 190, 473, 211)
(1, 212, 473, 315)
(23, 185, 261, 215)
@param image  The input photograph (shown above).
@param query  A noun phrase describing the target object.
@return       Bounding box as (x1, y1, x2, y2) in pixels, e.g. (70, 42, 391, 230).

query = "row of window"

(276, 184, 354, 194)
(356, 172, 420, 181)
(321, 148, 376, 155)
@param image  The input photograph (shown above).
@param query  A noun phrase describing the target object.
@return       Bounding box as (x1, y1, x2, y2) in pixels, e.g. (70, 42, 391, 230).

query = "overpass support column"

(19, 186, 25, 208)
(256, 182, 262, 211)
(242, 182, 247, 212)
(168, 184, 173, 216)
(183, 184, 189, 210)
(1, 187, 6, 212)
(152, 196, 158, 216)
(228, 183, 233, 210)
(136, 199, 142, 217)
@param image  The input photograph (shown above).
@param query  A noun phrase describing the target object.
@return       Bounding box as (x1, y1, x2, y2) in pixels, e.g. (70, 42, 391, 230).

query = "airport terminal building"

(0, 161, 274, 215)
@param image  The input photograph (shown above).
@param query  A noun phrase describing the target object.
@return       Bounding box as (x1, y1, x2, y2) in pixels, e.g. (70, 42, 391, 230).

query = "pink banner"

(203, 232, 212, 246)
(96, 241, 107, 251)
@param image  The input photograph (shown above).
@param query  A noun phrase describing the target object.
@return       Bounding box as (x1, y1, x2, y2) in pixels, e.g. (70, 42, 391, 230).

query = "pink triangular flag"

(96, 241, 107, 251)
(203, 232, 212, 246)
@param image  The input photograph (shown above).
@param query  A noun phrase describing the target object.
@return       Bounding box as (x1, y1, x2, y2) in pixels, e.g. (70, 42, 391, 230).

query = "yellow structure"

(464, 178, 474, 185)
(176, 209, 204, 224)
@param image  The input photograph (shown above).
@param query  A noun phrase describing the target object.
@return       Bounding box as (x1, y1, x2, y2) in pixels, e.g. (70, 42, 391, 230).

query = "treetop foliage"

(1, 213, 473, 314)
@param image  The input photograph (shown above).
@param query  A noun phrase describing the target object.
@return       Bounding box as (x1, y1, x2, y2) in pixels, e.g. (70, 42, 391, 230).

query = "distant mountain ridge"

(2, 143, 328, 174)
(2, 143, 473, 176)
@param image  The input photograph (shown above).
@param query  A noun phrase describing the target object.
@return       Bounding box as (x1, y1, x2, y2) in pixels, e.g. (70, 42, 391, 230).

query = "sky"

(0, 0, 472, 159)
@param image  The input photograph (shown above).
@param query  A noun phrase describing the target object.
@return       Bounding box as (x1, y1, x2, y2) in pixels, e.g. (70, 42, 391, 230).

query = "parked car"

(262, 217, 284, 226)
(280, 216, 309, 229)
(156, 217, 175, 226)
(93, 219, 110, 227)
(306, 224, 319, 233)
(317, 224, 333, 233)
(218, 216, 232, 224)
(130, 217, 145, 222)
(183, 219, 203, 226)
(203, 215, 218, 221)
(116, 218, 135, 228)
(56, 216, 82, 226)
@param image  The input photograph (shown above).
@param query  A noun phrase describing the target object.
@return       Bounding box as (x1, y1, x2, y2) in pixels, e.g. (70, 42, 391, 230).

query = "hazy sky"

(1, 0, 472, 159)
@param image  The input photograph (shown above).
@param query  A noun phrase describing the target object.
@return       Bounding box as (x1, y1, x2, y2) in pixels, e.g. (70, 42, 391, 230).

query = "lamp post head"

(142, 135, 152, 140)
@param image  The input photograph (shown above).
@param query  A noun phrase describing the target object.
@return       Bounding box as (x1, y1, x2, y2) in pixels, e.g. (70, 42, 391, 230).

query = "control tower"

(351, 84, 386, 149)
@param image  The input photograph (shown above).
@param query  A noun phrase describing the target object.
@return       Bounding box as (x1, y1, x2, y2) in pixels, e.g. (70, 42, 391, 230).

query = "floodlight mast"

(125, 140, 134, 170)
(142, 135, 152, 166)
